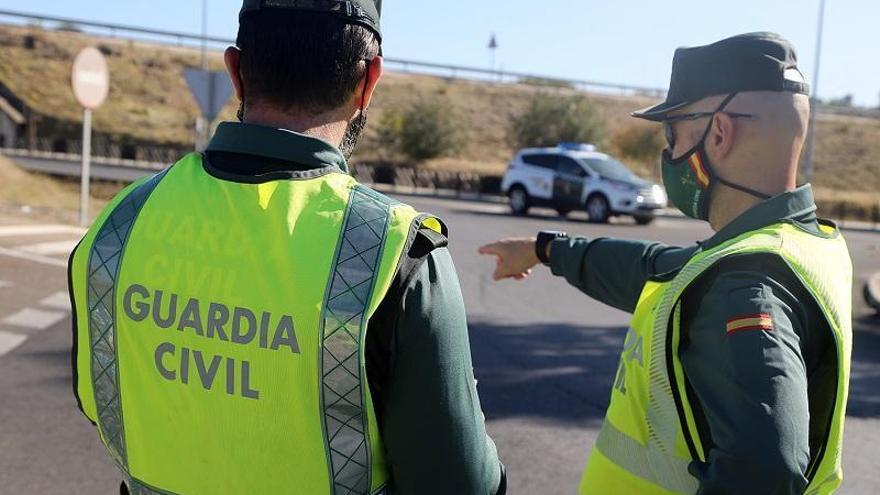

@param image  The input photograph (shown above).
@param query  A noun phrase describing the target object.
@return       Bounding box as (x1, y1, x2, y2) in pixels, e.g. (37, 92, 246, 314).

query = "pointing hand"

(477, 237, 541, 281)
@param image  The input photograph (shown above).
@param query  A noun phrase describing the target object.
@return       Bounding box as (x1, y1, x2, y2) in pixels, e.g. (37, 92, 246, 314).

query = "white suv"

(500, 143, 667, 224)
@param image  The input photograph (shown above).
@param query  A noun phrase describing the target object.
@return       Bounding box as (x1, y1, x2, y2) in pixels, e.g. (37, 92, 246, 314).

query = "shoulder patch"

(725, 313, 774, 334)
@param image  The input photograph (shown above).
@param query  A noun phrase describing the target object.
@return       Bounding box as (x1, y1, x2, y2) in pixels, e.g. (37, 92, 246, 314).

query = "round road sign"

(71, 47, 110, 109)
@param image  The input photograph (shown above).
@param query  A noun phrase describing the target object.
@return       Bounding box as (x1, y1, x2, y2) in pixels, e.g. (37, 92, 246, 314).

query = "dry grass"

(0, 25, 231, 145)
(0, 155, 111, 222)
(0, 24, 878, 197)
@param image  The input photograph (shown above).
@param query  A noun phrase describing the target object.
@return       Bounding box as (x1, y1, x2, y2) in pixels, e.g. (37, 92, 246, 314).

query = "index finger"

(478, 243, 503, 256)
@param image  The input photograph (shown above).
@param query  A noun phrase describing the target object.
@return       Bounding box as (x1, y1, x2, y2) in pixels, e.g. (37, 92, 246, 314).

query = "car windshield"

(579, 157, 636, 181)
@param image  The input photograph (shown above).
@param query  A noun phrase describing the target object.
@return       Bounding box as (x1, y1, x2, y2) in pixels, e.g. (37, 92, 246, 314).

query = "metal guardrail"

(0, 8, 665, 97)
(1, 147, 165, 170)
(1, 9, 877, 110)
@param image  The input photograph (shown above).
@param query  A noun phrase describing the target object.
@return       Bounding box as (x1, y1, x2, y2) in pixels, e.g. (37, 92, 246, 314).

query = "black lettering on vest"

(259, 312, 270, 349)
(154, 342, 176, 380)
(124, 284, 150, 322)
(180, 347, 190, 385)
(232, 307, 257, 345)
(225, 358, 235, 395)
(206, 303, 230, 341)
(241, 360, 260, 400)
(177, 298, 204, 336)
(153, 290, 178, 329)
(193, 350, 222, 390)
(271, 315, 300, 354)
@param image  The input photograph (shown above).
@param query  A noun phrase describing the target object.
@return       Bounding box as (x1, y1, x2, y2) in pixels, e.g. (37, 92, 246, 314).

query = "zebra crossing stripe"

(0, 225, 86, 237)
(3, 308, 68, 331)
(17, 240, 79, 256)
(40, 291, 72, 311)
(0, 246, 68, 268)
(0, 331, 27, 356)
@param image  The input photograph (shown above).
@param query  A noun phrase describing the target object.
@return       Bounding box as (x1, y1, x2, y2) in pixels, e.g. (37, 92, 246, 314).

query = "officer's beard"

(339, 109, 368, 161)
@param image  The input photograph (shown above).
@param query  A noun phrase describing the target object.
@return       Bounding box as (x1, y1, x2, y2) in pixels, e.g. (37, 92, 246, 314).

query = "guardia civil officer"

(480, 33, 852, 494)
(68, 1, 505, 494)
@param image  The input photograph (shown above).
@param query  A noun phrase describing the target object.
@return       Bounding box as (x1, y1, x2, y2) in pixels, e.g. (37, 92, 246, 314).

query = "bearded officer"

(68, 1, 505, 494)
(479, 33, 851, 494)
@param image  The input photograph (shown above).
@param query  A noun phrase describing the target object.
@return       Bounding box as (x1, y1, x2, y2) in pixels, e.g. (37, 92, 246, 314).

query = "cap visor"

(631, 100, 690, 122)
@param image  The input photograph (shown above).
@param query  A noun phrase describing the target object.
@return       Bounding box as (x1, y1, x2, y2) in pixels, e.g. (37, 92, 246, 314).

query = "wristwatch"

(536, 230, 568, 265)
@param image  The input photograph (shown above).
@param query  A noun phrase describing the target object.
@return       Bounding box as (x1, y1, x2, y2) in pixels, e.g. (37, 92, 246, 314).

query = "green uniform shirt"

(549, 185, 835, 495)
(201, 122, 505, 495)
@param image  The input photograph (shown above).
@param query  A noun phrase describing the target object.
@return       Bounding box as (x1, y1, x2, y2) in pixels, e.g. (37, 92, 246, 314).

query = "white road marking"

(0, 280, 11, 289)
(0, 225, 86, 237)
(0, 246, 68, 268)
(17, 239, 79, 256)
(3, 308, 68, 330)
(0, 330, 27, 356)
(40, 291, 72, 311)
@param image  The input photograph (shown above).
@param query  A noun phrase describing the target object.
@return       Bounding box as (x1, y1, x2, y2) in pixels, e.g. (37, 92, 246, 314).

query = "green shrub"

(509, 94, 604, 149)
(611, 123, 665, 162)
(386, 98, 464, 161)
(370, 110, 404, 160)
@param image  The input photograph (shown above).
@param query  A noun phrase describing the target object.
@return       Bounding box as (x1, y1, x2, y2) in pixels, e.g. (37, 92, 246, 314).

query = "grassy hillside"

(0, 155, 111, 223)
(0, 24, 878, 197)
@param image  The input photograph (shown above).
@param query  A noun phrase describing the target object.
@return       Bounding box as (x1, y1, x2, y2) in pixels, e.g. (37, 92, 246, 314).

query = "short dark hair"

(236, 10, 379, 114)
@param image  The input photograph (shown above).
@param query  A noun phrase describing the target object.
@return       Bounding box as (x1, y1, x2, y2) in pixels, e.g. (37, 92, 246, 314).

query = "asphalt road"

(0, 195, 878, 494)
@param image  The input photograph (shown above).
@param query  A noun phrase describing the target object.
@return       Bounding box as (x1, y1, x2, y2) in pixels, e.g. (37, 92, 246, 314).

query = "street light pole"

(803, 0, 826, 183)
(196, 0, 209, 151)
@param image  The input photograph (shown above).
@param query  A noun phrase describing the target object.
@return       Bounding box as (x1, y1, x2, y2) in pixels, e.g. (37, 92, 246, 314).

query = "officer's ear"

(224, 46, 245, 101)
(707, 112, 737, 161)
(357, 56, 383, 110)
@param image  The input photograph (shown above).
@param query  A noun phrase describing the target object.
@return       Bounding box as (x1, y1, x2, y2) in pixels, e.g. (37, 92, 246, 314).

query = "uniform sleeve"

(681, 266, 812, 495)
(379, 246, 504, 495)
(548, 236, 697, 313)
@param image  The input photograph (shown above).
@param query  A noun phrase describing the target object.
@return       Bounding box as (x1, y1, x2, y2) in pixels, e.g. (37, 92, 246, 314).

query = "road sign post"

(80, 108, 92, 225)
(71, 47, 109, 226)
(184, 68, 233, 151)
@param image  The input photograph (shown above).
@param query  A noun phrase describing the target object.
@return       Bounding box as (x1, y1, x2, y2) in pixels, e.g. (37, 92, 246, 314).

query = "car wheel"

(586, 195, 610, 223)
(555, 208, 572, 218)
(634, 214, 655, 225)
(509, 186, 530, 215)
(866, 272, 880, 314)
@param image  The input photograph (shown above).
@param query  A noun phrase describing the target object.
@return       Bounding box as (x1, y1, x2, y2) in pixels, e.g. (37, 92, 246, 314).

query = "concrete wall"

(0, 112, 17, 148)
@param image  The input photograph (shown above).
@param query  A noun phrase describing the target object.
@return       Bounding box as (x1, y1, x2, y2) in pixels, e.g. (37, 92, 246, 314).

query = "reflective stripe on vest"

(72, 153, 438, 494)
(580, 223, 852, 495)
(320, 186, 395, 494)
(86, 169, 169, 470)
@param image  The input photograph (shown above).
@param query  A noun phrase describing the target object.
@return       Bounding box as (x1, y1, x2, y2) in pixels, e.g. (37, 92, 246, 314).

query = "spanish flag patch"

(725, 314, 774, 334)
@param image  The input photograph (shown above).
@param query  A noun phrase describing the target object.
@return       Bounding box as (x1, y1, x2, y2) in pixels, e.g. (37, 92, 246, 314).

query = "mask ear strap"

(237, 59, 247, 123)
(359, 60, 371, 114)
(700, 92, 739, 140)
(715, 176, 773, 200)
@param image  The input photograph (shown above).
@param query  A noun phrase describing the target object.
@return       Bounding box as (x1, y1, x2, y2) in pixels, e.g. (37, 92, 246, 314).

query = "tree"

(377, 97, 464, 162)
(509, 93, 604, 149)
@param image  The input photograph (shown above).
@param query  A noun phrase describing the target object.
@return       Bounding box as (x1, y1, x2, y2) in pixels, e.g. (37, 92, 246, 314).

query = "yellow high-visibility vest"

(579, 222, 852, 495)
(70, 153, 443, 495)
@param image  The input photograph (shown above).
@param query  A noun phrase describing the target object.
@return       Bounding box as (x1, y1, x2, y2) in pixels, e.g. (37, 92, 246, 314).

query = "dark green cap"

(633, 32, 809, 121)
(240, 0, 382, 42)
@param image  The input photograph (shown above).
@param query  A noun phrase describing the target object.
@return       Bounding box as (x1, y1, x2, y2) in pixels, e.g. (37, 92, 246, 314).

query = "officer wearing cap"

(69, 1, 505, 494)
(479, 33, 852, 494)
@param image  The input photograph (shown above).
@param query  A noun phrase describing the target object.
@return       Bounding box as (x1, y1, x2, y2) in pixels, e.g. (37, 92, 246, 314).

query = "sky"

(3, 0, 877, 107)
